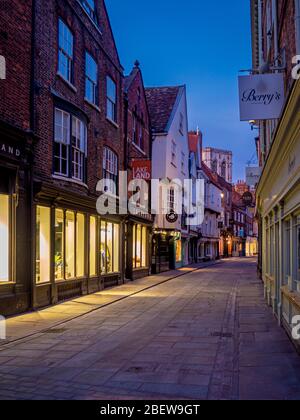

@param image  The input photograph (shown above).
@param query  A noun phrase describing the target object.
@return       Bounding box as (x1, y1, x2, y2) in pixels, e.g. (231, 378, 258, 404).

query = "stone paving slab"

(2, 262, 217, 346)
(0, 258, 299, 400)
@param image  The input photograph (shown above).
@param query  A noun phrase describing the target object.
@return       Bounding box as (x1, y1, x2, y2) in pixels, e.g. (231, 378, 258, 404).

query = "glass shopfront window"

(89, 216, 97, 277)
(54, 209, 86, 281)
(76, 213, 85, 277)
(66, 211, 75, 279)
(0, 194, 9, 282)
(133, 224, 148, 269)
(100, 221, 120, 275)
(36, 206, 50, 284)
(176, 240, 182, 263)
(55, 209, 64, 280)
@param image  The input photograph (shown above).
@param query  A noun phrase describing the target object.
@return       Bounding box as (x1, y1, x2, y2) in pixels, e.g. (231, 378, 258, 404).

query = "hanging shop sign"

(238, 74, 284, 121)
(242, 191, 254, 206)
(246, 166, 261, 187)
(166, 211, 178, 224)
(132, 159, 151, 180)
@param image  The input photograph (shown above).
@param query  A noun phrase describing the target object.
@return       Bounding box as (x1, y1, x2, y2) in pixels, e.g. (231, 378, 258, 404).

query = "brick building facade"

(0, 0, 34, 315)
(123, 62, 153, 280)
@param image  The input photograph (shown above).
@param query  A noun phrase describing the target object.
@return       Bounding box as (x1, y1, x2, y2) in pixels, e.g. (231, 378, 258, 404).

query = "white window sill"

(85, 98, 101, 113)
(106, 117, 119, 129)
(56, 72, 77, 93)
(52, 174, 88, 189)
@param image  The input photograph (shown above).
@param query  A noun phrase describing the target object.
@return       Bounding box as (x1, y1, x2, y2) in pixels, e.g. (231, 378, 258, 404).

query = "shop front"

(0, 125, 33, 316)
(152, 230, 181, 274)
(33, 185, 123, 308)
(125, 216, 152, 281)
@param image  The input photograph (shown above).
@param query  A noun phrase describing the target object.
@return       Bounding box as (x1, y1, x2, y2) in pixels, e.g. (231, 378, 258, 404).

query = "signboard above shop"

(132, 159, 151, 180)
(238, 73, 284, 121)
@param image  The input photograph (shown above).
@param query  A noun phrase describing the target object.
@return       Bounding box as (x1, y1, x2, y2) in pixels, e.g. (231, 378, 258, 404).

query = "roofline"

(165, 85, 186, 132)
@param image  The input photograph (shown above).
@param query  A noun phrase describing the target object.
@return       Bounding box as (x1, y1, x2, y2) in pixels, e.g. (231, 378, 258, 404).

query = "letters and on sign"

(132, 159, 151, 180)
(0, 142, 21, 159)
(238, 74, 284, 121)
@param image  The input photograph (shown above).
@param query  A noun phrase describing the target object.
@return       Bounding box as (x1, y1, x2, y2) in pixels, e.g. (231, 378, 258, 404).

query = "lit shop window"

(55, 209, 86, 281)
(36, 206, 50, 284)
(176, 240, 182, 263)
(76, 213, 85, 277)
(133, 224, 147, 269)
(89, 216, 97, 277)
(66, 211, 75, 279)
(55, 209, 64, 280)
(100, 221, 119, 274)
(0, 194, 9, 282)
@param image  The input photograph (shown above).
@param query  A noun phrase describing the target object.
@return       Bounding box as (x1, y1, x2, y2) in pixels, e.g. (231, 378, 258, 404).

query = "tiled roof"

(145, 86, 181, 133)
(201, 163, 221, 189)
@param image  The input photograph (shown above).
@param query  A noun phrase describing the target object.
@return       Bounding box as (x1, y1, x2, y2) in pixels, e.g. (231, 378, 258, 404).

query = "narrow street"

(0, 258, 299, 400)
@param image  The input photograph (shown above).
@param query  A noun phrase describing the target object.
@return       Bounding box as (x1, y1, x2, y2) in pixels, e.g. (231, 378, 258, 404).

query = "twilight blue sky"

(106, 0, 256, 181)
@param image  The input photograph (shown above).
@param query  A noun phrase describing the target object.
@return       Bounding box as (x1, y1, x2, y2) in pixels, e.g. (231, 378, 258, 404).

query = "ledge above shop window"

(84, 98, 101, 113)
(106, 117, 119, 129)
(52, 175, 89, 190)
(56, 72, 77, 93)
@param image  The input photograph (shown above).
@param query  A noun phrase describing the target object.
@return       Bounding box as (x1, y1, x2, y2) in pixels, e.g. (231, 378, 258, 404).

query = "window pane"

(36, 206, 50, 284)
(0, 195, 9, 282)
(55, 209, 64, 280)
(90, 216, 97, 276)
(86, 53, 97, 82)
(113, 223, 119, 273)
(136, 225, 141, 268)
(132, 224, 136, 268)
(107, 77, 116, 102)
(66, 211, 75, 279)
(100, 221, 106, 274)
(76, 213, 85, 277)
(107, 223, 113, 274)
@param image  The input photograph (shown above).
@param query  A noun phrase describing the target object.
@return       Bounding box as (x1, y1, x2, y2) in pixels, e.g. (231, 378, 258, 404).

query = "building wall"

(33, 0, 124, 195)
(0, 0, 32, 131)
(202, 147, 233, 184)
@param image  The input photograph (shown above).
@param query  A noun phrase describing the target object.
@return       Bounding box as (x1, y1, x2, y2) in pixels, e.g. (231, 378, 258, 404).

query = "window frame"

(100, 220, 120, 275)
(132, 224, 148, 269)
(80, 0, 98, 24)
(54, 108, 87, 183)
(58, 18, 74, 84)
(103, 147, 118, 195)
(106, 76, 117, 123)
(85, 52, 98, 106)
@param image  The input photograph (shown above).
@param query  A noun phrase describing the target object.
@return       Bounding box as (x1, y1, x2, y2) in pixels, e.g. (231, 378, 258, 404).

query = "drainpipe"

(272, 0, 279, 67)
(295, 0, 300, 54)
(258, 0, 263, 67)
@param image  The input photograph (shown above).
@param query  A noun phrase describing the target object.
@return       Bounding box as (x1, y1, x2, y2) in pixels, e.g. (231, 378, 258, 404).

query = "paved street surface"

(0, 258, 299, 400)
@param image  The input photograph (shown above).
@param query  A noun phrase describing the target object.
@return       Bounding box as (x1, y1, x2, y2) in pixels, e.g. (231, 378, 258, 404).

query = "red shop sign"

(132, 160, 151, 180)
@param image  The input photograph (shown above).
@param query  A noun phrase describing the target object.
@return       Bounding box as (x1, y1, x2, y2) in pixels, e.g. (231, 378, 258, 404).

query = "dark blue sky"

(106, 0, 256, 181)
